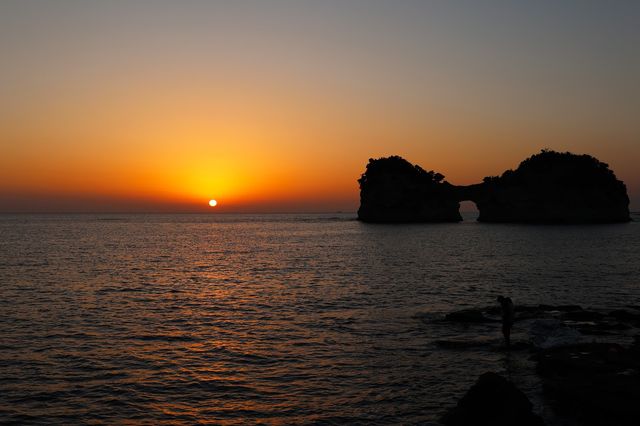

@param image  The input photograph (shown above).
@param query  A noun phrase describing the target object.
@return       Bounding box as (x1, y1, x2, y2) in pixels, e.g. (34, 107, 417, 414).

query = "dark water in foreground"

(1, 213, 639, 424)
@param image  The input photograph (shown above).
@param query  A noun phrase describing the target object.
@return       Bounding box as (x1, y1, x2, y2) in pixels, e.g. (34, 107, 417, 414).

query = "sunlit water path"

(1, 213, 639, 424)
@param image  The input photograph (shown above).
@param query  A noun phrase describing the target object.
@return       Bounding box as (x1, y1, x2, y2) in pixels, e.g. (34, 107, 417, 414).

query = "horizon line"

(0, 210, 359, 215)
(0, 209, 487, 215)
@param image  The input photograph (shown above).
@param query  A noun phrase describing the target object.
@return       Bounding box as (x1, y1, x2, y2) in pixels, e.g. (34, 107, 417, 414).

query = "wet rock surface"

(536, 343, 640, 426)
(438, 304, 640, 425)
(441, 372, 544, 426)
(441, 304, 640, 335)
(444, 309, 494, 323)
(608, 309, 640, 325)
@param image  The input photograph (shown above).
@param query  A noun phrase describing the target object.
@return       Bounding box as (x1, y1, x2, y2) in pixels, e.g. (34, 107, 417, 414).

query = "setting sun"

(1, 2, 639, 425)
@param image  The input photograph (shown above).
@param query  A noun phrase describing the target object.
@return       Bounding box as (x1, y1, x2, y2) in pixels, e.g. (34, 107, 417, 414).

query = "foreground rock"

(536, 343, 640, 425)
(438, 305, 640, 425)
(357, 150, 630, 223)
(441, 372, 544, 426)
(440, 304, 640, 346)
(528, 319, 587, 349)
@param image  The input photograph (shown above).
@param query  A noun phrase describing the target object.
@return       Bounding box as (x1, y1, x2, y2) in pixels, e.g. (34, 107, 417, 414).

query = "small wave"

(208, 345, 279, 365)
(95, 287, 144, 294)
(131, 334, 202, 342)
(302, 216, 358, 223)
(185, 380, 267, 397)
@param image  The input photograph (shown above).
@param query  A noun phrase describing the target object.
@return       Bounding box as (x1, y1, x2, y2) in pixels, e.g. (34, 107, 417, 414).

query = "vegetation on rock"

(357, 156, 461, 222)
(478, 150, 630, 223)
(357, 151, 630, 223)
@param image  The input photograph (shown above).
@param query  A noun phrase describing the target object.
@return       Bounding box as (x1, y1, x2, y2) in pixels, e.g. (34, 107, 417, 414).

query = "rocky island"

(357, 156, 462, 222)
(358, 150, 630, 223)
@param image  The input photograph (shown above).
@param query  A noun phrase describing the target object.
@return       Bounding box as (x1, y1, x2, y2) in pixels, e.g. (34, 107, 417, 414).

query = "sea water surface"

(1, 213, 639, 424)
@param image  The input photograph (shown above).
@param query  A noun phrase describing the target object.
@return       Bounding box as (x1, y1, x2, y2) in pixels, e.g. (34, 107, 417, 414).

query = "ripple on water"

(1, 213, 639, 424)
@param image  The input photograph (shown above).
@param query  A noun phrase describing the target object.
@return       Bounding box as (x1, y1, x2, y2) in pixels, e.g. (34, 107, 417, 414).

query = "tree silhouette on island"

(358, 150, 630, 223)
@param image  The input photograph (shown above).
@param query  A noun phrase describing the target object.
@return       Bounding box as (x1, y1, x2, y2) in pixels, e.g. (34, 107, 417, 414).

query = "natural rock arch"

(357, 151, 630, 223)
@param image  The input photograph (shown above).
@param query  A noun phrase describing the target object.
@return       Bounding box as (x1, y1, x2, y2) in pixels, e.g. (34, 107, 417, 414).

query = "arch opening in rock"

(459, 201, 479, 222)
(358, 151, 630, 224)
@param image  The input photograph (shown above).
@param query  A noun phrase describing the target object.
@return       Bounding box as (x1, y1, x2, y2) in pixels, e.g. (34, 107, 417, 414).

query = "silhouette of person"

(497, 296, 515, 347)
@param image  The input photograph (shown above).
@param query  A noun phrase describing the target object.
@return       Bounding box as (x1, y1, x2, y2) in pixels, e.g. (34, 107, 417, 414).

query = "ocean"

(1, 213, 639, 424)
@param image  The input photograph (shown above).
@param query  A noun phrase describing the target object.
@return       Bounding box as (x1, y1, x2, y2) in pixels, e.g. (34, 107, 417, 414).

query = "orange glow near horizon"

(2, 121, 638, 212)
(1, 2, 638, 212)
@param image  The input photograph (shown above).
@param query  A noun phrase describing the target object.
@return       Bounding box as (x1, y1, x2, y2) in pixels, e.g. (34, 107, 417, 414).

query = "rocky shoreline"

(437, 304, 640, 425)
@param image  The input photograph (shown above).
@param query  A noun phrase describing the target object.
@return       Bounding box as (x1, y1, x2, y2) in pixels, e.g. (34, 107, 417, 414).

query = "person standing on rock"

(497, 296, 515, 347)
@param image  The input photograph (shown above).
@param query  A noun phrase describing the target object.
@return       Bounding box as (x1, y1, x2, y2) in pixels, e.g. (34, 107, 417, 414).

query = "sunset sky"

(1, 0, 639, 212)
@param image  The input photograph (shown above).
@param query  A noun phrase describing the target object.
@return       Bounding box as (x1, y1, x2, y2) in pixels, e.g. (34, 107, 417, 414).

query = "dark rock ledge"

(536, 341, 640, 426)
(441, 372, 544, 426)
(438, 304, 640, 426)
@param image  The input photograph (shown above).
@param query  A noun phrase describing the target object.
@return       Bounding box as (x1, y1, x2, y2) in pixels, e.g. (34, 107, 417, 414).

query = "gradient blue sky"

(1, 0, 638, 211)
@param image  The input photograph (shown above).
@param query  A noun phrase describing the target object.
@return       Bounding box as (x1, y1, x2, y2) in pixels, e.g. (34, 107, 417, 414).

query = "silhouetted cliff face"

(357, 151, 630, 223)
(476, 151, 630, 223)
(357, 156, 462, 222)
